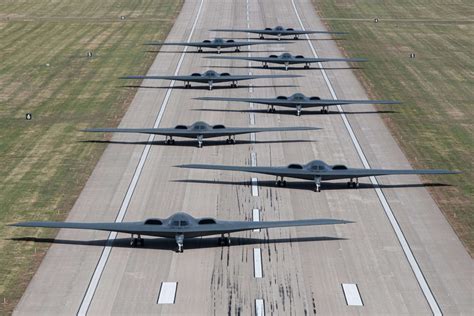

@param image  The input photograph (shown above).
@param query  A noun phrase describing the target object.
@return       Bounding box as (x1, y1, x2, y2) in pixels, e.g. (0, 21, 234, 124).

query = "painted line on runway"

(253, 248, 263, 278)
(252, 208, 261, 232)
(251, 152, 257, 166)
(76, 1, 205, 315)
(341, 283, 363, 306)
(157, 282, 178, 304)
(251, 177, 259, 197)
(290, 1, 442, 314)
(255, 299, 265, 316)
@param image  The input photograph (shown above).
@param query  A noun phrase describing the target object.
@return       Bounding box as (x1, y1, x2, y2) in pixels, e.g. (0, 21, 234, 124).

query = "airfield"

(13, 0, 472, 315)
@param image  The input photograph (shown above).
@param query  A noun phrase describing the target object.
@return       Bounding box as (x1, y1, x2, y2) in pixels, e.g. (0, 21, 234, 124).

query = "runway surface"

(14, 0, 472, 315)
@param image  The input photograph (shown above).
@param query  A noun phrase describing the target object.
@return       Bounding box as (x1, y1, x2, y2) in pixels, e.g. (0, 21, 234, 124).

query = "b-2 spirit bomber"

(84, 121, 320, 148)
(178, 160, 459, 192)
(211, 25, 347, 40)
(145, 37, 291, 54)
(206, 52, 367, 71)
(10, 212, 352, 253)
(197, 93, 401, 116)
(121, 70, 300, 90)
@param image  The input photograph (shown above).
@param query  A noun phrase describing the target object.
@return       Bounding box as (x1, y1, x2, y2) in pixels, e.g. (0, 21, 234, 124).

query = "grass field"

(313, 0, 473, 255)
(0, 0, 183, 313)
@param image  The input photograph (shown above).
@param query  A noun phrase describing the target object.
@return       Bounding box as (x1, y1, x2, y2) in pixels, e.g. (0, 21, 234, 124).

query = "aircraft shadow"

(10, 235, 345, 252)
(207, 65, 363, 71)
(232, 37, 346, 41)
(119, 84, 299, 90)
(146, 50, 287, 54)
(173, 179, 451, 192)
(79, 139, 316, 147)
(193, 108, 398, 116)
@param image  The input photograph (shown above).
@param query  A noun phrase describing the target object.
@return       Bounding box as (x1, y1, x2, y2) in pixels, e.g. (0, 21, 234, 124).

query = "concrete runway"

(13, 0, 472, 315)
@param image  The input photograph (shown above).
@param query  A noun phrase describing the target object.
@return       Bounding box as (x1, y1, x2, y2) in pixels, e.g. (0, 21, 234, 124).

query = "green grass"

(313, 0, 473, 254)
(0, 0, 183, 313)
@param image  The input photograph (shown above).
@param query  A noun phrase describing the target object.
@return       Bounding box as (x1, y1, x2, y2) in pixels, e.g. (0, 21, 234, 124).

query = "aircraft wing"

(205, 56, 275, 63)
(203, 218, 352, 234)
(221, 126, 320, 135)
(83, 128, 191, 136)
(290, 30, 348, 35)
(217, 74, 301, 81)
(210, 28, 266, 33)
(324, 168, 460, 178)
(120, 75, 194, 81)
(9, 221, 150, 235)
(144, 41, 202, 47)
(177, 164, 311, 178)
(296, 57, 368, 63)
(195, 97, 401, 107)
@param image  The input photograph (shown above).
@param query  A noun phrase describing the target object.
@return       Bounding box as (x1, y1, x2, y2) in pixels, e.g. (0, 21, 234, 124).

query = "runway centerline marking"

(76, 1, 204, 315)
(290, 0, 441, 314)
(157, 282, 178, 304)
(252, 208, 261, 232)
(341, 283, 363, 306)
(253, 248, 263, 278)
(255, 298, 265, 316)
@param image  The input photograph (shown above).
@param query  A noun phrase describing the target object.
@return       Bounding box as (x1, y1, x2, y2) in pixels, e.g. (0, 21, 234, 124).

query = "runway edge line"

(290, 0, 442, 314)
(75, 1, 205, 315)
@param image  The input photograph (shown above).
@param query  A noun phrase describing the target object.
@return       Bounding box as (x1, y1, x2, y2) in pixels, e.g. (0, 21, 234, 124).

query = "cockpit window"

(171, 220, 189, 227)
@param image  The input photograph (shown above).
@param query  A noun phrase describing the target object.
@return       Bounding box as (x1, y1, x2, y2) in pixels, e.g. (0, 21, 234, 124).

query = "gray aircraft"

(120, 70, 300, 90)
(196, 93, 401, 116)
(145, 38, 291, 54)
(83, 121, 320, 148)
(177, 160, 459, 192)
(206, 53, 367, 71)
(10, 212, 352, 252)
(211, 25, 347, 40)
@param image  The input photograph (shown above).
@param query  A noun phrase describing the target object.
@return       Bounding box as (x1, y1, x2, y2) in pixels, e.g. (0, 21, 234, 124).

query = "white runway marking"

(252, 208, 260, 232)
(251, 177, 259, 197)
(255, 299, 265, 316)
(290, 0, 442, 314)
(251, 152, 257, 166)
(76, 1, 205, 315)
(157, 282, 178, 304)
(253, 248, 263, 278)
(341, 283, 363, 306)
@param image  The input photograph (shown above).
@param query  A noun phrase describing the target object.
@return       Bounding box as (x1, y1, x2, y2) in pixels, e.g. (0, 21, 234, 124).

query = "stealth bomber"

(206, 53, 367, 70)
(177, 159, 459, 192)
(211, 25, 347, 40)
(145, 37, 291, 54)
(196, 93, 401, 116)
(10, 212, 352, 252)
(120, 70, 301, 90)
(84, 121, 320, 148)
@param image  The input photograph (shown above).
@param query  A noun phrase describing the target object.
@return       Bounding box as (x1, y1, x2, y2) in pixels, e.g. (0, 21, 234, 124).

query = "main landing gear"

(320, 106, 329, 114)
(218, 233, 231, 246)
(230, 81, 238, 88)
(165, 136, 175, 145)
(225, 135, 236, 144)
(275, 176, 287, 187)
(304, 63, 310, 69)
(267, 105, 276, 113)
(130, 234, 144, 247)
(184, 82, 191, 88)
(347, 178, 359, 188)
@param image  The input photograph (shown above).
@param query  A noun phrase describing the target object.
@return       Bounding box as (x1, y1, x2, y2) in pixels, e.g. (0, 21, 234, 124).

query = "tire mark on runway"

(76, 1, 205, 315)
(290, 0, 442, 314)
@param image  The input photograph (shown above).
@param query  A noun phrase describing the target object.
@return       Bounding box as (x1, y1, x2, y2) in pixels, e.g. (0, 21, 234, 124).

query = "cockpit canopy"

(191, 121, 210, 130)
(203, 70, 218, 77)
(290, 93, 307, 101)
(275, 26, 284, 31)
(214, 38, 224, 43)
(280, 53, 293, 59)
(305, 160, 330, 171)
(165, 212, 196, 227)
